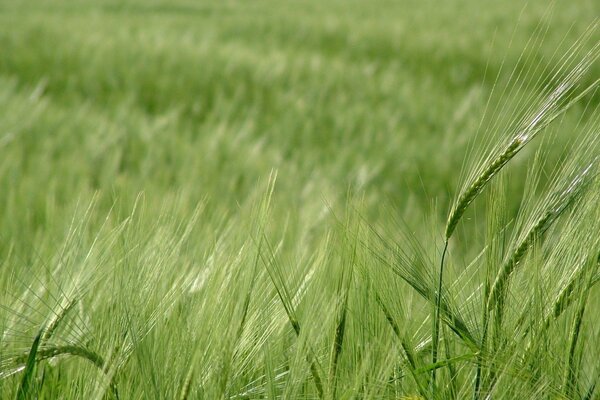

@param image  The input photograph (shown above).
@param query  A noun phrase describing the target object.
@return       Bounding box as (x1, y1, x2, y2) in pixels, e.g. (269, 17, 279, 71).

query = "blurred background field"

(0, 1, 599, 398)
(1, 0, 597, 234)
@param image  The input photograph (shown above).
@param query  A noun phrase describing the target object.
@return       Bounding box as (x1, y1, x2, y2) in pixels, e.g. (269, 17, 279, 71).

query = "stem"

(563, 289, 589, 398)
(473, 264, 493, 400)
(473, 310, 489, 400)
(432, 240, 449, 397)
(443, 324, 458, 399)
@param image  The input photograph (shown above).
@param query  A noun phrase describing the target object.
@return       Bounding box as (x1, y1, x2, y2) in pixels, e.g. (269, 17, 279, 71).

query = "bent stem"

(432, 240, 449, 397)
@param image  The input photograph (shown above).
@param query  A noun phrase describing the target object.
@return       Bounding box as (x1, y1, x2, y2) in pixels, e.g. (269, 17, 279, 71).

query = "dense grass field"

(1, 1, 599, 398)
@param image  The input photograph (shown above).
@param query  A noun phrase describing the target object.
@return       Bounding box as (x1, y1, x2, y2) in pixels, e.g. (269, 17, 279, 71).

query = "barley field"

(1, 1, 599, 399)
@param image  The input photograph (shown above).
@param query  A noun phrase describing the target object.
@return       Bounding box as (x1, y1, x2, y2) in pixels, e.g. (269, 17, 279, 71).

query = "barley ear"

(42, 296, 78, 343)
(487, 161, 597, 320)
(535, 253, 600, 335)
(445, 37, 600, 240)
(446, 138, 522, 239)
(13, 344, 118, 399)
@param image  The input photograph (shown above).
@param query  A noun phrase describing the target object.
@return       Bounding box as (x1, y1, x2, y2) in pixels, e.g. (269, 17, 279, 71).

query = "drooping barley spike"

(446, 138, 522, 239)
(42, 296, 78, 343)
(544, 252, 600, 331)
(12, 343, 119, 398)
(445, 38, 600, 240)
(487, 160, 597, 324)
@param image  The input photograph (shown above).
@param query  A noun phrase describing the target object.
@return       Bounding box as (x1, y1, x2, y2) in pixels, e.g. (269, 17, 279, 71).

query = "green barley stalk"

(562, 284, 590, 398)
(441, 36, 599, 397)
(327, 293, 348, 400)
(361, 221, 478, 348)
(473, 178, 508, 400)
(431, 240, 449, 395)
(15, 330, 42, 400)
(442, 324, 458, 399)
(326, 246, 353, 400)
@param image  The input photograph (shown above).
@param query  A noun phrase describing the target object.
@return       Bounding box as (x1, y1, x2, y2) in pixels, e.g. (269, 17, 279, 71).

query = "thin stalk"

(327, 236, 355, 400)
(327, 297, 348, 400)
(473, 304, 490, 400)
(362, 223, 478, 348)
(563, 287, 590, 398)
(443, 324, 458, 399)
(271, 289, 324, 399)
(16, 331, 42, 400)
(431, 240, 449, 397)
